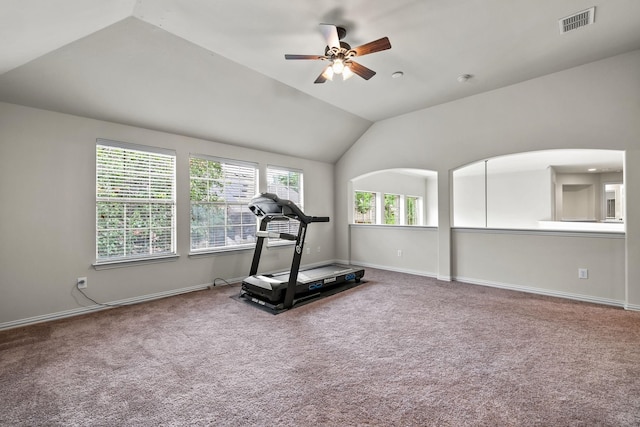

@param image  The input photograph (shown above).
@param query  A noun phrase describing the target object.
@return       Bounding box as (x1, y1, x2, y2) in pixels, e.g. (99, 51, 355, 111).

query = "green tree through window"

(384, 194, 400, 225)
(190, 156, 257, 251)
(354, 191, 376, 224)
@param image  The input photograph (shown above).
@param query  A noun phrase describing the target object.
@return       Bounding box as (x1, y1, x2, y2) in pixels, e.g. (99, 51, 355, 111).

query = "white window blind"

(96, 141, 176, 262)
(190, 156, 258, 251)
(266, 166, 303, 240)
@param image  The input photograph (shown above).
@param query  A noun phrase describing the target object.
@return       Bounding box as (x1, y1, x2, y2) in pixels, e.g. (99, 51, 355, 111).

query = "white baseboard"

(4, 266, 632, 331)
(350, 261, 437, 279)
(454, 276, 625, 308)
(0, 261, 347, 331)
(0, 282, 220, 331)
(624, 303, 640, 311)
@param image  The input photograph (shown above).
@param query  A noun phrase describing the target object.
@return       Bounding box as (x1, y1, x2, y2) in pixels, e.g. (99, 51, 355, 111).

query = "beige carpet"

(1, 268, 640, 426)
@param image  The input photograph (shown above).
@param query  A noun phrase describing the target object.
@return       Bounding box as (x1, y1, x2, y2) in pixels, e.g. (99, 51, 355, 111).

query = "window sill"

(93, 254, 179, 270)
(189, 245, 256, 257)
(350, 223, 437, 230)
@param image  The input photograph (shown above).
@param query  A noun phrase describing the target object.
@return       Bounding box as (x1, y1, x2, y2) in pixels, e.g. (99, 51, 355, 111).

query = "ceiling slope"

(0, 17, 371, 163)
(1, 1, 640, 163)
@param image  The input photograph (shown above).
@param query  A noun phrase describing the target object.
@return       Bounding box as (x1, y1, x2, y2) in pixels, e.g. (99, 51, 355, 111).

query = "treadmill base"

(232, 279, 366, 314)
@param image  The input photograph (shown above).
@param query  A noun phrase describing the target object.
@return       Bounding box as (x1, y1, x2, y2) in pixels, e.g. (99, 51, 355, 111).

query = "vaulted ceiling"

(1, 0, 639, 163)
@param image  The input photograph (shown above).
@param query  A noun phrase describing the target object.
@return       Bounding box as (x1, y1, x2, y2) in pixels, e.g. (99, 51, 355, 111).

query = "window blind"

(190, 156, 258, 251)
(96, 141, 176, 261)
(266, 166, 303, 240)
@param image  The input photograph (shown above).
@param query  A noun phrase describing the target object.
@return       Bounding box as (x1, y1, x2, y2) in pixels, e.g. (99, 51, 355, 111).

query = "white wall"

(452, 162, 485, 227)
(487, 168, 553, 228)
(553, 171, 623, 221)
(453, 229, 625, 305)
(350, 226, 438, 277)
(0, 102, 335, 327)
(335, 49, 640, 308)
(555, 173, 600, 220)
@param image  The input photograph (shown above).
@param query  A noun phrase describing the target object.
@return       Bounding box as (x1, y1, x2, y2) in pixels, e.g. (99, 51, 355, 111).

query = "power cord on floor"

(76, 286, 124, 307)
(76, 277, 235, 308)
(210, 277, 236, 288)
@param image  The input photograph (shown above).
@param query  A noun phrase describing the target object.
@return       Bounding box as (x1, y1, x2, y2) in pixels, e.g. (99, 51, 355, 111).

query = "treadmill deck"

(242, 263, 364, 304)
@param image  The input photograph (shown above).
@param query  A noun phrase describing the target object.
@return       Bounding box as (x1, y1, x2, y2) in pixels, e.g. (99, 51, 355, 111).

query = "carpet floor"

(1, 268, 640, 426)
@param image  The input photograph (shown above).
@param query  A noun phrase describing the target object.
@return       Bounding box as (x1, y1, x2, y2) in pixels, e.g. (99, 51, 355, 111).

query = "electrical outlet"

(77, 277, 87, 289)
(578, 268, 588, 279)
(397, 249, 402, 257)
(306, 247, 311, 254)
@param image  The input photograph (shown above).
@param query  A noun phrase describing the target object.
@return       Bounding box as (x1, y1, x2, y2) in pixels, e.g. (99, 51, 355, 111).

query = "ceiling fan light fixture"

(322, 66, 334, 81)
(332, 58, 345, 74)
(342, 65, 355, 80)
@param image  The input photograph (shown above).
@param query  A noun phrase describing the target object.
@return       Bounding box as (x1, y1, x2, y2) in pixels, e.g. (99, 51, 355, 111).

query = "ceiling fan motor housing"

(325, 41, 352, 56)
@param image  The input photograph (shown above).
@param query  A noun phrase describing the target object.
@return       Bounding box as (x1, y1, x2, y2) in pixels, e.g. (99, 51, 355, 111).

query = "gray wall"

(0, 103, 335, 327)
(335, 49, 640, 308)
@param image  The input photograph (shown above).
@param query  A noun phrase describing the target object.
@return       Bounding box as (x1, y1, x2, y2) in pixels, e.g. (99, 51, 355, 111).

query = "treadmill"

(240, 192, 364, 311)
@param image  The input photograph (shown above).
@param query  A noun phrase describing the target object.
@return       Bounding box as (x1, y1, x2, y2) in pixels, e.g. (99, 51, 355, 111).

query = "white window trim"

(95, 139, 177, 266)
(352, 191, 424, 226)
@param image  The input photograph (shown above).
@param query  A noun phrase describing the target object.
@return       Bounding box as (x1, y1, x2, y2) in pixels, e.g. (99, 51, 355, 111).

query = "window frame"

(383, 193, 401, 225)
(405, 195, 422, 226)
(95, 139, 177, 265)
(352, 191, 424, 226)
(354, 191, 377, 224)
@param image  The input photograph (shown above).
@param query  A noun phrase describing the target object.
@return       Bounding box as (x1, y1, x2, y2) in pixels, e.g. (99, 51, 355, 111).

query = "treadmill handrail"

(248, 192, 330, 225)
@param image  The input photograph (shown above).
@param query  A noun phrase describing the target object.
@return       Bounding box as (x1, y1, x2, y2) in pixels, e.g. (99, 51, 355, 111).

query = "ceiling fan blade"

(319, 24, 340, 48)
(285, 54, 324, 60)
(348, 61, 377, 80)
(351, 37, 392, 56)
(314, 66, 330, 84)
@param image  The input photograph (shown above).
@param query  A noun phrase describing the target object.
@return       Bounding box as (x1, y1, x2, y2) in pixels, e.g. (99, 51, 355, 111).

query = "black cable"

(77, 277, 235, 308)
(211, 277, 235, 287)
(76, 287, 124, 307)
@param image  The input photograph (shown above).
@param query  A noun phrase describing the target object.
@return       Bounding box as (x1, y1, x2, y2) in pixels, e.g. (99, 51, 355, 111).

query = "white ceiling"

(452, 149, 624, 176)
(1, 0, 639, 163)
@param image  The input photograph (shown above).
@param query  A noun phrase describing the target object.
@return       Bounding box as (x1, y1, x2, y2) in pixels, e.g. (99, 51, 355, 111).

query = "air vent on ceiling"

(559, 7, 595, 33)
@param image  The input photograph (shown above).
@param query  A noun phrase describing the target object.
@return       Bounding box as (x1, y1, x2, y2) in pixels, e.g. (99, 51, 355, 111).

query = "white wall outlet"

(306, 247, 311, 254)
(317, 246, 321, 253)
(397, 249, 402, 257)
(578, 268, 588, 279)
(77, 277, 88, 289)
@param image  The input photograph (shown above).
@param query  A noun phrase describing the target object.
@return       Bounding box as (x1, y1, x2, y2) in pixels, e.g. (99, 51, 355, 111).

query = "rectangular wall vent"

(559, 7, 595, 33)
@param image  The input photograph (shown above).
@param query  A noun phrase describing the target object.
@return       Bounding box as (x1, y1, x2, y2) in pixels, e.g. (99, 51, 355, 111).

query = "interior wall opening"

(350, 168, 438, 227)
(452, 149, 624, 232)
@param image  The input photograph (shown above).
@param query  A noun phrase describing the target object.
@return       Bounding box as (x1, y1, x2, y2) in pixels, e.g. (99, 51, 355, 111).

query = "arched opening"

(350, 168, 438, 227)
(452, 149, 624, 232)
(348, 168, 438, 276)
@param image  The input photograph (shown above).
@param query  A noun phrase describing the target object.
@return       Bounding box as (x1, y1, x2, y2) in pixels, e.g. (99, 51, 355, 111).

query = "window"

(406, 196, 420, 225)
(384, 194, 400, 225)
(351, 169, 436, 227)
(354, 191, 376, 224)
(96, 140, 176, 262)
(190, 156, 258, 251)
(266, 166, 303, 240)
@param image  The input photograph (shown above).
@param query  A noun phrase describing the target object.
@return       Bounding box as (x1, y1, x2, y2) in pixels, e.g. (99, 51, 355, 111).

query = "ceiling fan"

(285, 24, 392, 84)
